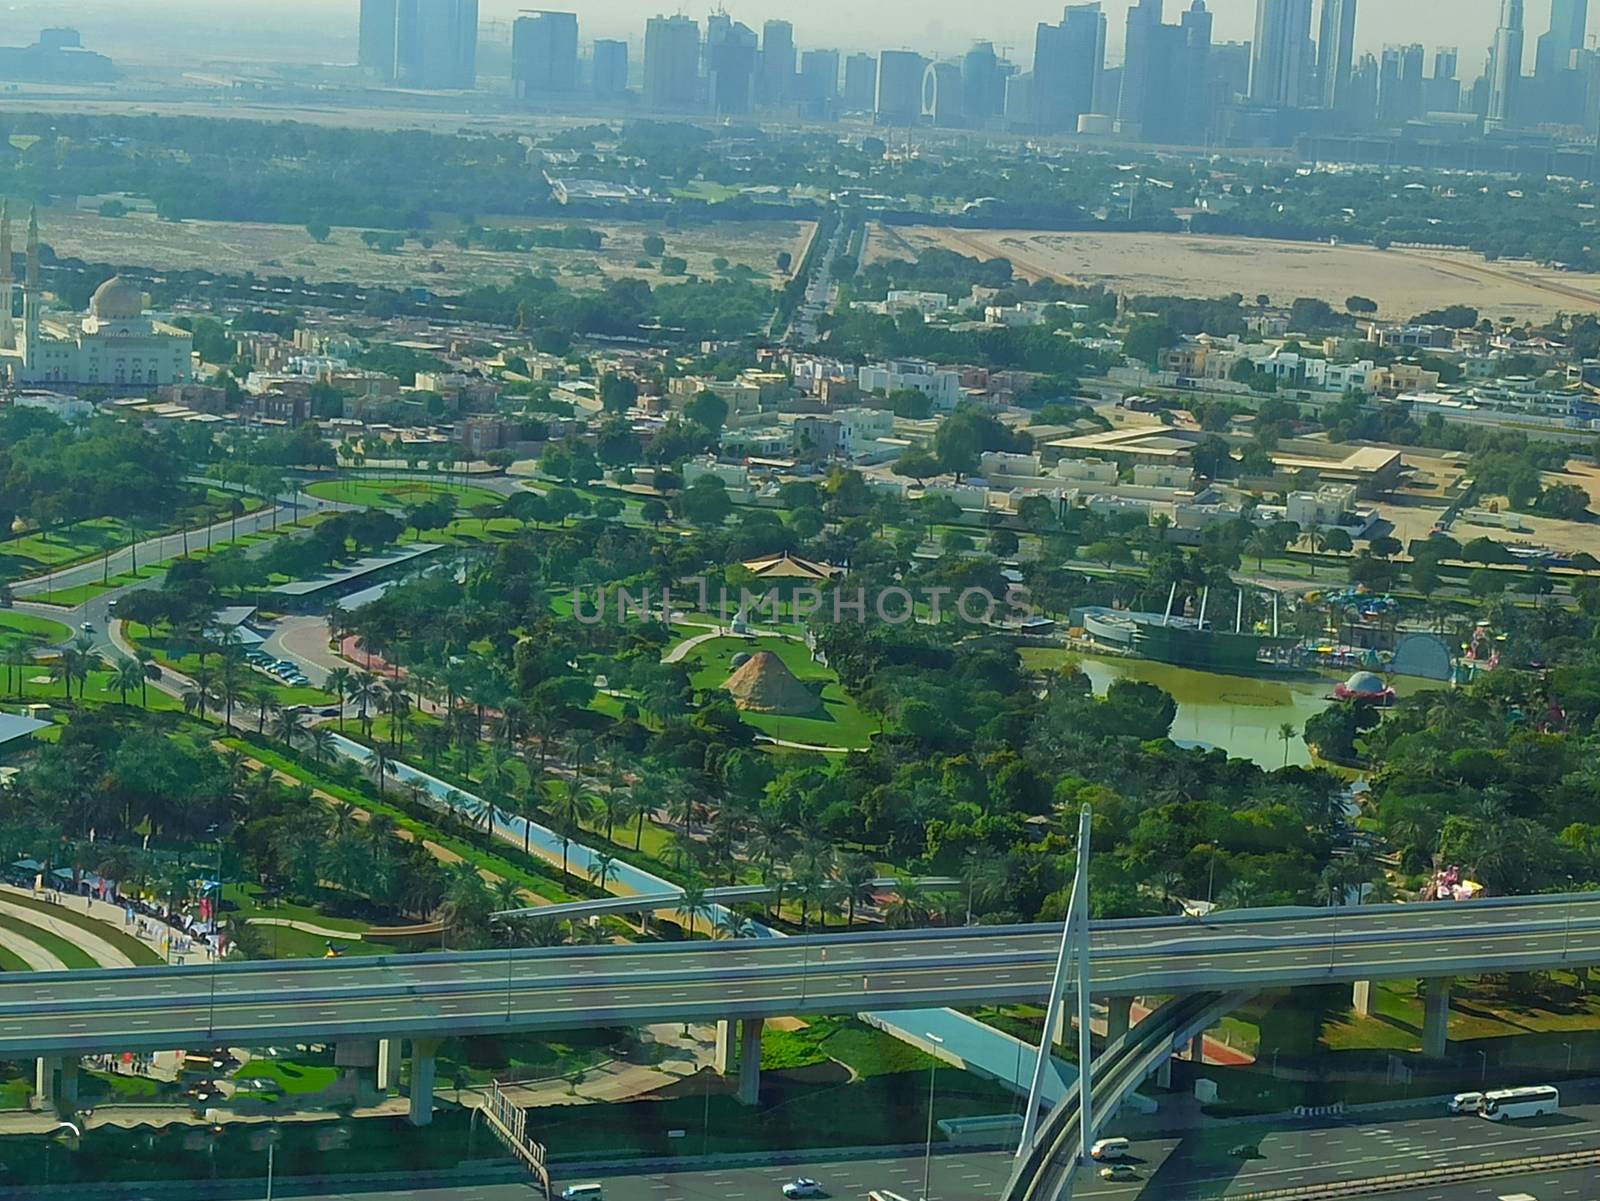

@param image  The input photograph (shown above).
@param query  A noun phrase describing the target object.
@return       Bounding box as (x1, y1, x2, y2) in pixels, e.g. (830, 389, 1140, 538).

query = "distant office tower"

(923, 61, 964, 127)
(1349, 51, 1380, 121)
(798, 49, 839, 110)
(512, 11, 578, 99)
(759, 20, 795, 107)
(961, 42, 1005, 125)
(1033, 3, 1106, 134)
(390, 0, 478, 89)
(1209, 40, 1252, 106)
(1377, 43, 1424, 123)
(1117, 0, 1165, 138)
(843, 53, 878, 111)
(1179, 0, 1214, 143)
(1317, 0, 1357, 109)
(876, 50, 928, 125)
(706, 13, 758, 115)
(643, 13, 700, 110)
(358, 0, 398, 77)
(1250, 0, 1314, 108)
(1426, 47, 1460, 113)
(1537, 0, 1588, 78)
(593, 38, 629, 98)
(1488, 0, 1526, 128)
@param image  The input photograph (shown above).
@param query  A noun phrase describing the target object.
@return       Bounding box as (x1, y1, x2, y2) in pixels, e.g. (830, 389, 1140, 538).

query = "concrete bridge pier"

(1422, 978, 1452, 1059)
(335, 1039, 381, 1104)
(715, 1019, 736, 1076)
(1105, 996, 1133, 1045)
(409, 1038, 441, 1127)
(34, 1057, 77, 1116)
(737, 1018, 763, 1106)
(377, 1037, 400, 1092)
(1353, 980, 1377, 1018)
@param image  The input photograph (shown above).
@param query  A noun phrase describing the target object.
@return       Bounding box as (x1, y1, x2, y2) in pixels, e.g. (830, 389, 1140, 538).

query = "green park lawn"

(237, 1056, 340, 1096)
(1321, 976, 1600, 1053)
(680, 635, 877, 750)
(0, 490, 261, 580)
(0, 609, 70, 652)
(11, 666, 183, 712)
(307, 479, 505, 512)
(124, 623, 338, 709)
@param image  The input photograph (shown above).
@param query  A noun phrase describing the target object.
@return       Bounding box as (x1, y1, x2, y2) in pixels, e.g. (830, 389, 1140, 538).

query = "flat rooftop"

(273, 543, 445, 598)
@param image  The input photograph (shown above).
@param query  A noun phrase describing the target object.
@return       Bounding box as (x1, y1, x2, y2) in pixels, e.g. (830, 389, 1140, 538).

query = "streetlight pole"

(1477, 1049, 1487, 1084)
(922, 1032, 944, 1201)
(265, 1139, 275, 1201)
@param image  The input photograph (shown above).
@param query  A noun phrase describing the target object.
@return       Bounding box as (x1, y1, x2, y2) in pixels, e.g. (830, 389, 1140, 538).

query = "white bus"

(1479, 1086, 1560, 1121)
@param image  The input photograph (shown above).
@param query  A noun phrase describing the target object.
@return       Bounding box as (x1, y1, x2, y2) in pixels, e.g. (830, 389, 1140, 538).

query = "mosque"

(0, 204, 193, 389)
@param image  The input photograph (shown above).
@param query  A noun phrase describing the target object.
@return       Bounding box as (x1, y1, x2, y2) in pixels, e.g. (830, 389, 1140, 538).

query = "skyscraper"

(1537, 0, 1588, 78)
(1179, 1, 1215, 143)
(961, 42, 1005, 126)
(358, 0, 398, 78)
(593, 39, 630, 98)
(511, 11, 578, 99)
(1117, 0, 1166, 137)
(1377, 42, 1424, 123)
(843, 53, 878, 112)
(1032, 3, 1106, 134)
(798, 49, 840, 109)
(1317, 0, 1357, 109)
(643, 14, 701, 111)
(1488, 0, 1526, 129)
(876, 50, 929, 125)
(1250, 0, 1314, 108)
(1426, 47, 1460, 113)
(393, 0, 478, 90)
(759, 20, 796, 107)
(706, 13, 758, 116)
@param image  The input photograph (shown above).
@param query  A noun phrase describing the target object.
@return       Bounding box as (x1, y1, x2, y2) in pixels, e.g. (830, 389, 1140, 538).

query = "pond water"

(1023, 649, 1343, 769)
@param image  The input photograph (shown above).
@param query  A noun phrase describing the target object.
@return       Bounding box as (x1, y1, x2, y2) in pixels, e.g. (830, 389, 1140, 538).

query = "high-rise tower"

(1488, 0, 1526, 129)
(1317, 0, 1357, 109)
(0, 201, 14, 352)
(1251, 0, 1315, 108)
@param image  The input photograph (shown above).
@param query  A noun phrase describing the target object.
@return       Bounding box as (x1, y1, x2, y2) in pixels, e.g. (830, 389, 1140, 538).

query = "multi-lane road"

(11, 896, 1600, 1054)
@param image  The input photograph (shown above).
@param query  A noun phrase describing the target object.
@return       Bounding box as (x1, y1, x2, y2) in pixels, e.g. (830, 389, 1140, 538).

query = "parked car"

(1099, 1165, 1138, 1182)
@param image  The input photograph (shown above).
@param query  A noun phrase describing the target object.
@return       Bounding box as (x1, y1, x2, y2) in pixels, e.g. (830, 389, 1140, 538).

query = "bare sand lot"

(885, 226, 1600, 323)
(40, 208, 812, 295)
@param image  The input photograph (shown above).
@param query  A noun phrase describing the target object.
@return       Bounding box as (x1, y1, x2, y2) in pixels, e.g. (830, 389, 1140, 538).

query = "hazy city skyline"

(499, 0, 1576, 71)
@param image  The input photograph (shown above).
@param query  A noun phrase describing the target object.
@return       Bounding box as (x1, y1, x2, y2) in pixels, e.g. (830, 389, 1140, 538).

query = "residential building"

(643, 14, 701, 111)
(798, 49, 840, 113)
(876, 50, 929, 124)
(391, 0, 478, 89)
(923, 61, 965, 127)
(512, 11, 578, 99)
(1287, 484, 1358, 528)
(593, 39, 629, 97)
(706, 13, 758, 115)
(759, 20, 795, 107)
(858, 360, 962, 411)
(359, 0, 399, 77)
(843, 52, 878, 111)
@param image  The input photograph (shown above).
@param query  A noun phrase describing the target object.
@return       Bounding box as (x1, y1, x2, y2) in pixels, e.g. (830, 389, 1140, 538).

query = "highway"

(11, 895, 1600, 1054)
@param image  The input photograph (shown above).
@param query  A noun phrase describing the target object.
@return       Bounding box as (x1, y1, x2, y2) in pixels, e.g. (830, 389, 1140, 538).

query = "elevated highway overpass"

(17, 891, 1600, 1126)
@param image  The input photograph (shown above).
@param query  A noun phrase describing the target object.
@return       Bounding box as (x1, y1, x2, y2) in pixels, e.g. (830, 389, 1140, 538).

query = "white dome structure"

(89, 276, 145, 321)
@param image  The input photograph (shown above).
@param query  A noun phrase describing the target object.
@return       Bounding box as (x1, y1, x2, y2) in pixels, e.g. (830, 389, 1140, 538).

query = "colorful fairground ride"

(1451, 619, 1505, 686)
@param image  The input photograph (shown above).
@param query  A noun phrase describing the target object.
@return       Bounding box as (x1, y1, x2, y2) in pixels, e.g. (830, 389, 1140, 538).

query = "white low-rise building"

(859, 360, 963, 412)
(1287, 484, 1358, 529)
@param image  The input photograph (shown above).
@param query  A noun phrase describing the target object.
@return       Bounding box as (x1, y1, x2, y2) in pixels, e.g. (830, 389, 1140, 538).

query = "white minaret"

(0, 200, 14, 352)
(22, 205, 39, 363)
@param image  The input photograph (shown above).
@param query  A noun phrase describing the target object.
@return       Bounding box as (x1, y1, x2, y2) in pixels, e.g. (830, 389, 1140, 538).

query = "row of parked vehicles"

(244, 648, 310, 688)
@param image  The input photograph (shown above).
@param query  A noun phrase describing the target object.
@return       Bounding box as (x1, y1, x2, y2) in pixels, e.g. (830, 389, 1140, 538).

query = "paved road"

(1115, 1096, 1600, 1198)
(11, 896, 1600, 1054)
(276, 1151, 1013, 1201)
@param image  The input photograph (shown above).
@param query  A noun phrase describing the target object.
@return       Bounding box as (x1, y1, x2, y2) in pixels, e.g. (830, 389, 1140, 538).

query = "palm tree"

(217, 666, 247, 730)
(589, 851, 617, 892)
(837, 856, 878, 929)
(182, 682, 213, 720)
(351, 671, 381, 737)
(677, 879, 711, 939)
(273, 706, 306, 748)
(111, 655, 145, 706)
(307, 726, 336, 765)
(553, 787, 597, 886)
(716, 909, 755, 940)
(326, 667, 353, 731)
(135, 648, 159, 707)
(1278, 722, 1298, 768)
(366, 745, 394, 795)
(884, 878, 932, 930)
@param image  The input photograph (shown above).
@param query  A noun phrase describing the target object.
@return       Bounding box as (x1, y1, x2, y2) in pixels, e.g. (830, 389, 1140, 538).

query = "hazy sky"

(33, 1, 1587, 76)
